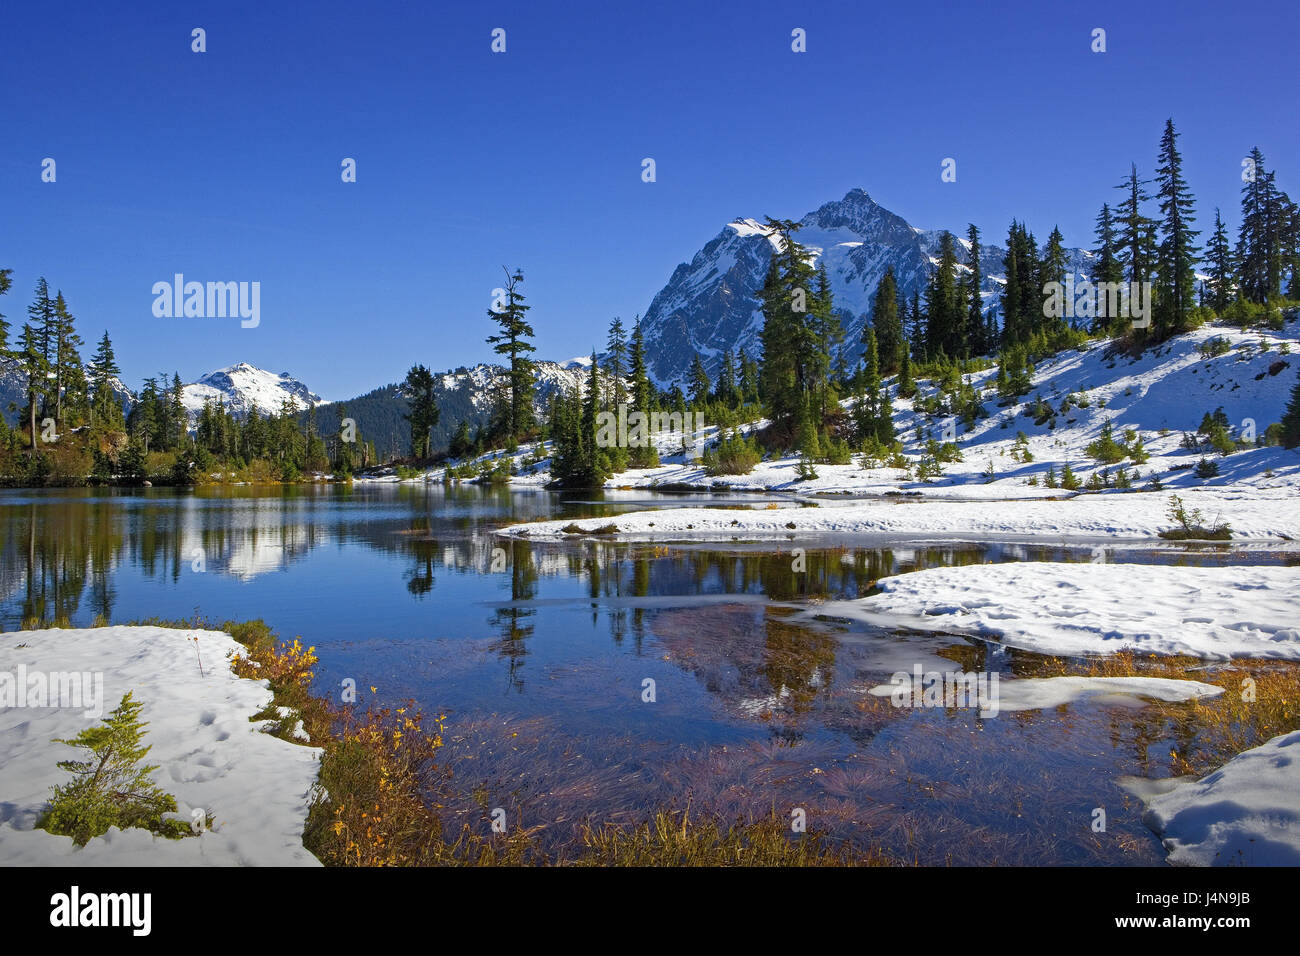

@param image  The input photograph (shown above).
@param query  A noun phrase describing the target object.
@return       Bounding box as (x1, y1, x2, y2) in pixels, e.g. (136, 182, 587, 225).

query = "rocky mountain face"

(637, 188, 1094, 385)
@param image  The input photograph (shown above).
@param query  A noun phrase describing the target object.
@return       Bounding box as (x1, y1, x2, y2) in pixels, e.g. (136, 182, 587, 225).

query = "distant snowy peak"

(638, 187, 1092, 386)
(181, 363, 323, 420)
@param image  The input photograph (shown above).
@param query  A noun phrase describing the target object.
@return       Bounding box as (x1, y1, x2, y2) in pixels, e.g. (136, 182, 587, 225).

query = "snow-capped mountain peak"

(181, 363, 324, 419)
(637, 188, 1092, 386)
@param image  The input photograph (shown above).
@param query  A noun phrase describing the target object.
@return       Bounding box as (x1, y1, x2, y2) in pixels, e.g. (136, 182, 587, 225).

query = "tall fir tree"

(1281, 368, 1300, 449)
(604, 317, 627, 408)
(399, 364, 440, 459)
(26, 278, 56, 422)
(1115, 164, 1159, 290)
(485, 267, 537, 440)
(852, 327, 881, 445)
(687, 353, 711, 406)
(1153, 119, 1200, 338)
(0, 267, 13, 356)
(999, 222, 1023, 345)
(1236, 148, 1293, 303)
(87, 331, 124, 429)
(924, 230, 960, 358)
(715, 348, 737, 405)
(871, 265, 903, 373)
(738, 346, 760, 406)
(628, 316, 655, 415)
(1204, 208, 1235, 314)
(1091, 203, 1124, 332)
(1041, 226, 1069, 329)
(964, 224, 984, 355)
(757, 218, 820, 442)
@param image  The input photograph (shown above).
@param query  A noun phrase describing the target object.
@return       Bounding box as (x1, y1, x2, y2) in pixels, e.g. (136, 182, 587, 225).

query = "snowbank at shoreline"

(496, 486, 1300, 542)
(0, 626, 321, 866)
(815, 562, 1300, 660)
(1140, 730, 1300, 866)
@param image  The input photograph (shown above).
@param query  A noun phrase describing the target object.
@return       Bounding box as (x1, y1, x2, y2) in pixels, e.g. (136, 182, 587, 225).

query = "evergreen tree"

(909, 290, 923, 361)
(853, 328, 881, 445)
(715, 348, 737, 406)
(810, 262, 841, 415)
(25, 278, 55, 426)
(738, 347, 760, 406)
(448, 420, 473, 459)
(51, 292, 85, 427)
(872, 266, 903, 373)
(1282, 368, 1300, 449)
(1153, 119, 1200, 338)
(757, 218, 820, 442)
(628, 316, 654, 415)
(964, 224, 984, 355)
(1236, 148, 1293, 304)
(485, 267, 537, 439)
(687, 353, 711, 407)
(924, 230, 961, 358)
(1092, 204, 1123, 286)
(87, 331, 124, 429)
(1019, 226, 1042, 337)
(129, 376, 159, 454)
(39, 691, 182, 846)
(19, 320, 47, 450)
(896, 340, 915, 398)
(1092, 203, 1124, 332)
(604, 317, 627, 408)
(1041, 226, 1070, 330)
(1115, 164, 1159, 290)
(1205, 208, 1235, 314)
(0, 267, 12, 354)
(399, 364, 440, 459)
(1000, 222, 1024, 345)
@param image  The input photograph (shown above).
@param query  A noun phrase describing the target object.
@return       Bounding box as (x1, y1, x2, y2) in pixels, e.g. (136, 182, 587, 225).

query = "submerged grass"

(115, 616, 887, 866)
(571, 809, 891, 866)
(1027, 649, 1300, 773)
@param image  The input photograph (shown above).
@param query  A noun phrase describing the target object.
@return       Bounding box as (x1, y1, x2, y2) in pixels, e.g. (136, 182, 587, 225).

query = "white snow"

(1139, 730, 1300, 866)
(0, 626, 321, 866)
(496, 485, 1300, 541)
(813, 563, 1300, 660)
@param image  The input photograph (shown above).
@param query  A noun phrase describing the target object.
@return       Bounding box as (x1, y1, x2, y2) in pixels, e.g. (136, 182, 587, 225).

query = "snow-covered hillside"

(362, 319, 1300, 546)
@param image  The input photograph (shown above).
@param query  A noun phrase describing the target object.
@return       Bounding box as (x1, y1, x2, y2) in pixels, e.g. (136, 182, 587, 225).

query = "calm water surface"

(4, 484, 1293, 864)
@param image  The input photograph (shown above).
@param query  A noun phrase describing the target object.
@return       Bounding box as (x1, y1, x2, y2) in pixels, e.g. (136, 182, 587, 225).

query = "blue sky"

(2, 0, 1296, 397)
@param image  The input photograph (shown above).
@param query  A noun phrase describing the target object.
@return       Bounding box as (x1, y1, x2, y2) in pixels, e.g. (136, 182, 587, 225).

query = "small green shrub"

(703, 434, 761, 476)
(1159, 493, 1231, 540)
(38, 692, 190, 846)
